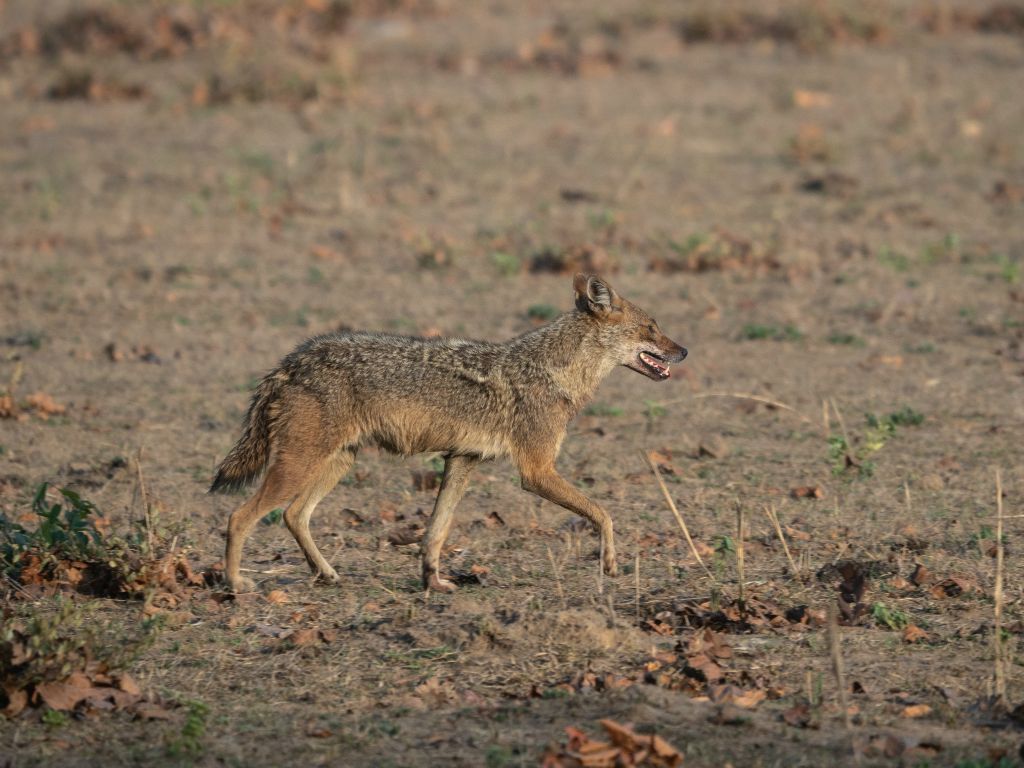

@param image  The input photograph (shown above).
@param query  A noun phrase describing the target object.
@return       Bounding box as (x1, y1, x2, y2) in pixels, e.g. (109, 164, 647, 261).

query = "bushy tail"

(209, 371, 286, 493)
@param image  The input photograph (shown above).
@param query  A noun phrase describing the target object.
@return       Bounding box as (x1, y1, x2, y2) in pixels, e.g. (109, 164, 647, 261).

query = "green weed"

(583, 403, 624, 418)
(871, 603, 909, 631)
(41, 708, 68, 726)
(527, 304, 559, 321)
(261, 508, 284, 526)
(826, 332, 865, 347)
(740, 324, 803, 341)
(644, 400, 667, 420)
(1, 484, 104, 577)
(829, 408, 924, 478)
(167, 699, 209, 758)
(1, 598, 158, 697)
(878, 246, 909, 272)
(921, 233, 959, 264)
(491, 251, 521, 277)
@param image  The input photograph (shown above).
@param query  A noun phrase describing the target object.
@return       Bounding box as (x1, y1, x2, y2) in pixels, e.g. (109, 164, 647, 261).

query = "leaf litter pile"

(1, 484, 211, 723)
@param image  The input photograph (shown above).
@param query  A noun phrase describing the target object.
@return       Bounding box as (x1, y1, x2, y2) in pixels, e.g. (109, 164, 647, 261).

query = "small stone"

(698, 435, 729, 459)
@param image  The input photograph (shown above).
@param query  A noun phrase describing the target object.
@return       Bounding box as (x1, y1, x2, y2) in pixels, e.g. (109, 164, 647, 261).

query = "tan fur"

(211, 274, 687, 593)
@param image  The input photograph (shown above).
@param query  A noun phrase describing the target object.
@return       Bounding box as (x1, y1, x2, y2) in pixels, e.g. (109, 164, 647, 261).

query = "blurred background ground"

(1, 1, 1023, 766)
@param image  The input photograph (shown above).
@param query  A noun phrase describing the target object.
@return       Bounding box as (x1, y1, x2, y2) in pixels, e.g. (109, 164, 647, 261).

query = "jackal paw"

(229, 575, 258, 594)
(424, 571, 456, 594)
(603, 555, 618, 577)
(314, 566, 341, 585)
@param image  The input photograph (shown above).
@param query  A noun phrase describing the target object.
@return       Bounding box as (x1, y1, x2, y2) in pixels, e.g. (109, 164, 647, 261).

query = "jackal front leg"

(521, 469, 617, 576)
(422, 454, 479, 593)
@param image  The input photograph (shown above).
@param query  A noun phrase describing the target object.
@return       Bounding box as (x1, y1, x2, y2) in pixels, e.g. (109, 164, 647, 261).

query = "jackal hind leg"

(225, 459, 307, 593)
(283, 447, 356, 584)
(422, 454, 479, 593)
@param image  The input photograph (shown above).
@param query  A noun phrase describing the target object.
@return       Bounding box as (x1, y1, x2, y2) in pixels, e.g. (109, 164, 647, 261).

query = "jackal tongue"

(639, 352, 669, 377)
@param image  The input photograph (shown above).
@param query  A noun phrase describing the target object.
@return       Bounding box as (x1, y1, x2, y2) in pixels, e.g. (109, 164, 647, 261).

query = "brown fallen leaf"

(784, 525, 812, 541)
(34, 672, 95, 711)
(791, 486, 825, 499)
(902, 625, 929, 644)
(901, 703, 932, 718)
(888, 576, 912, 590)
(116, 674, 141, 696)
(793, 89, 832, 108)
(930, 576, 973, 599)
(783, 702, 813, 728)
(288, 628, 328, 647)
(309, 244, 344, 261)
(599, 719, 682, 767)
(132, 702, 174, 721)
(708, 684, 766, 709)
(25, 392, 66, 419)
(2, 687, 28, 717)
(265, 589, 290, 605)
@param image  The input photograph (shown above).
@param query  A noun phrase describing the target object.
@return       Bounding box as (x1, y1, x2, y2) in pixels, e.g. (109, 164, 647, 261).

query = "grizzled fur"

(212, 274, 687, 594)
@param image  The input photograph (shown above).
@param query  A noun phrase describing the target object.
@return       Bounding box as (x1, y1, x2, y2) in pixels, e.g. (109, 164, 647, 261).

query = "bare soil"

(1, 1, 1023, 766)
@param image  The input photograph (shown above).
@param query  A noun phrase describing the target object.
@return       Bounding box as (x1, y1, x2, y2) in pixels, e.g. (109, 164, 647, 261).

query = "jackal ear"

(574, 273, 617, 316)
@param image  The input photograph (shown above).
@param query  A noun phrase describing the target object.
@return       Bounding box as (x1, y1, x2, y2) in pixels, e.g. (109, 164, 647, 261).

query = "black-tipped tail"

(209, 372, 285, 493)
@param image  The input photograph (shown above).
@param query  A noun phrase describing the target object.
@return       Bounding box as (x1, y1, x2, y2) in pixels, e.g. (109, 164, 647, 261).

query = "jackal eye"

(647, 323, 657, 334)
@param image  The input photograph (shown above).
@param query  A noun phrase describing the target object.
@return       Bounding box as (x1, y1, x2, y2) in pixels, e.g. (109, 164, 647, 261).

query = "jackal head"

(574, 273, 687, 381)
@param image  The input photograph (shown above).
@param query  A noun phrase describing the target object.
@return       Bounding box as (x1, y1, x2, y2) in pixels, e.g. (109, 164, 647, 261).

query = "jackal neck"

(506, 311, 617, 412)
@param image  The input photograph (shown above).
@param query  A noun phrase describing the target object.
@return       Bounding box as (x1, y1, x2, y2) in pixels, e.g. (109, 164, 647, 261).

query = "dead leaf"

(25, 392, 65, 419)
(783, 525, 811, 541)
(697, 435, 729, 459)
(901, 703, 932, 718)
(35, 672, 96, 711)
(265, 589, 290, 605)
(793, 89, 832, 108)
(116, 674, 141, 696)
(791, 486, 825, 499)
(783, 702, 813, 727)
(132, 702, 174, 720)
(902, 625, 929, 644)
(909, 564, 930, 588)
(309, 244, 344, 261)
(2, 687, 28, 717)
(709, 684, 765, 709)
(930, 576, 971, 599)
(288, 628, 328, 647)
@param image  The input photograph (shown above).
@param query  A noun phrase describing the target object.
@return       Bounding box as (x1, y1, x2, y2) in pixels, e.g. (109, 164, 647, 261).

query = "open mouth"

(633, 351, 671, 380)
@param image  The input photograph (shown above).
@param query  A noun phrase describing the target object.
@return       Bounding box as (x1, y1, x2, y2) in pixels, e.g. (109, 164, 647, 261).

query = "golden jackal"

(211, 274, 686, 593)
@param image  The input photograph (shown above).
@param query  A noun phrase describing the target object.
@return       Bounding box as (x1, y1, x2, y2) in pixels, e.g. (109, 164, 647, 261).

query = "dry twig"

(764, 504, 799, 575)
(993, 468, 1007, 707)
(642, 450, 713, 579)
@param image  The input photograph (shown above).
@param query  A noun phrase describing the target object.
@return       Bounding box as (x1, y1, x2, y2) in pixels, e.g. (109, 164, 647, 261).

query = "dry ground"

(1, 1, 1023, 766)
